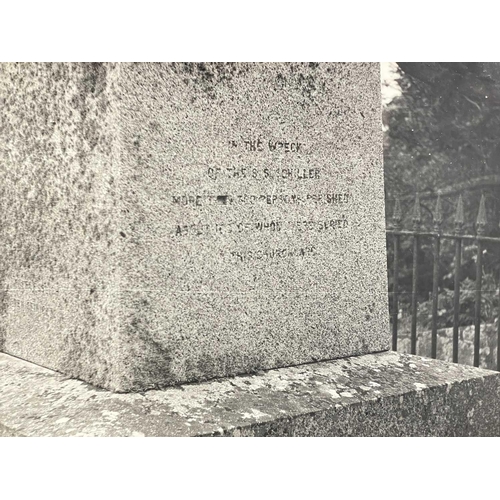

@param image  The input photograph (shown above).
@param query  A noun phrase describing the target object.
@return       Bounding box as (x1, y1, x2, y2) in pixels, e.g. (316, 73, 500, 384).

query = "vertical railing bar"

(453, 195, 464, 364)
(392, 234, 400, 351)
(391, 197, 403, 352)
(410, 193, 421, 356)
(410, 234, 419, 355)
(473, 194, 487, 369)
(431, 193, 443, 360)
(431, 235, 440, 359)
(453, 238, 462, 363)
(474, 239, 482, 367)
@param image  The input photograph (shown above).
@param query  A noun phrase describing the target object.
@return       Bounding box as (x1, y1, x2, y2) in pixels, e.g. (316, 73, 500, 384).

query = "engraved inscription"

(170, 134, 354, 264)
(173, 216, 349, 237)
(172, 193, 352, 206)
(229, 138, 304, 153)
(207, 166, 320, 181)
(230, 246, 317, 262)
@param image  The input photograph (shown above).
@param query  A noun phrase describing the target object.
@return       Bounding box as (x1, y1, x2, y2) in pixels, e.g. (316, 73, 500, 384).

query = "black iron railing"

(386, 192, 500, 371)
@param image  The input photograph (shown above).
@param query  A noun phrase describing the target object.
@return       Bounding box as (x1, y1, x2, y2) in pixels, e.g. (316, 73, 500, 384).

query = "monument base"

(1, 351, 499, 436)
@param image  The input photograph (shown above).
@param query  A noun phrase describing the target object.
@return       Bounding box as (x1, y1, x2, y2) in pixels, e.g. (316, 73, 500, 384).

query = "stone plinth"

(0, 351, 498, 437)
(0, 63, 388, 391)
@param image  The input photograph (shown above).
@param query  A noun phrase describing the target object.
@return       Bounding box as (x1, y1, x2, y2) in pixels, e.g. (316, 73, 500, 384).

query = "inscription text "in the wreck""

(229, 138, 303, 153)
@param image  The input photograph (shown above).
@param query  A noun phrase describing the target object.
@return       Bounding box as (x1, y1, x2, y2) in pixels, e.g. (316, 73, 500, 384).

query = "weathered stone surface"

(1, 351, 498, 436)
(0, 63, 125, 390)
(0, 63, 388, 391)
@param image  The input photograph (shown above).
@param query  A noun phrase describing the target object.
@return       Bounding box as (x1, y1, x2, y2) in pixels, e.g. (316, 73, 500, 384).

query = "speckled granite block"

(0, 63, 388, 391)
(0, 351, 498, 436)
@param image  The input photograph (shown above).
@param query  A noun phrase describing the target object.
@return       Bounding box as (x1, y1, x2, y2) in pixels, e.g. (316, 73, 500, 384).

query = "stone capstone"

(1, 351, 498, 436)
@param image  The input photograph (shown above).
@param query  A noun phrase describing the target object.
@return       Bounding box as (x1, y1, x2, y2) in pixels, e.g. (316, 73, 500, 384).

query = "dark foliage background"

(383, 62, 500, 328)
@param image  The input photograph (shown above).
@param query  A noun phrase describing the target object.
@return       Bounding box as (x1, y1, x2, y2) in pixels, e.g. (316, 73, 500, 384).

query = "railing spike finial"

(454, 194, 465, 235)
(476, 193, 487, 236)
(412, 192, 421, 231)
(392, 197, 402, 230)
(433, 192, 443, 232)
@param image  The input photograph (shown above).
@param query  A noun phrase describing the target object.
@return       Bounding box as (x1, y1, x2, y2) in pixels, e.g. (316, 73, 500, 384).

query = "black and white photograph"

(3, 60, 499, 437)
(0, 4, 498, 498)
